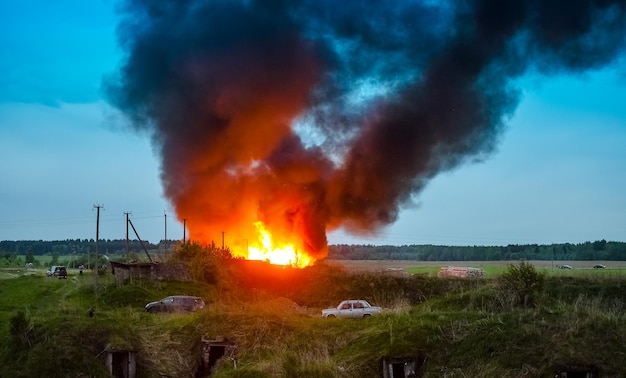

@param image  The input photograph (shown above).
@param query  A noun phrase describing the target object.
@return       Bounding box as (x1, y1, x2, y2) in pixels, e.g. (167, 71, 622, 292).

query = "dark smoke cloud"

(106, 0, 626, 258)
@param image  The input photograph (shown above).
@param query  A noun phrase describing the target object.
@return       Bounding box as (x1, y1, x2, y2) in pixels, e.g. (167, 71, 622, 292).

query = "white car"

(322, 300, 382, 319)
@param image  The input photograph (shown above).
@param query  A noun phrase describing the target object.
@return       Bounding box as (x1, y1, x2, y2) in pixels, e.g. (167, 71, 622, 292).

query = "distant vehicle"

(145, 295, 205, 313)
(593, 264, 606, 269)
(322, 300, 382, 319)
(47, 266, 67, 279)
(559, 265, 573, 270)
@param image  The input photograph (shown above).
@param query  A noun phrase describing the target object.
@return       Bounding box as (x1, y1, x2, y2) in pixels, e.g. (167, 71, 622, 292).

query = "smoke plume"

(106, 0, 626, 259)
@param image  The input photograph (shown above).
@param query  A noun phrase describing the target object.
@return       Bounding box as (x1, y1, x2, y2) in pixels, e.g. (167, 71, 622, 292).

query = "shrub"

(497, 262, 546, 308)
(170, 242, 235, 285)
(8, 310, 34, 351)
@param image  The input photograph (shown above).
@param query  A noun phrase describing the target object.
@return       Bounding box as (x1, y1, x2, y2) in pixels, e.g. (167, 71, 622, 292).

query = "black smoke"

(106, 0, 626, 257)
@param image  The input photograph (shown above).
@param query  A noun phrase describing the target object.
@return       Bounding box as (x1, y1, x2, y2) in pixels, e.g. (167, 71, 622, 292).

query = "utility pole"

(128, 219, 153, 262)
(222, 231, 225, 249)
(183, 219, 187, 243)
(164, 210, 167, 257)
(93, 204, 104, 297)
(124, 212, 131, 263)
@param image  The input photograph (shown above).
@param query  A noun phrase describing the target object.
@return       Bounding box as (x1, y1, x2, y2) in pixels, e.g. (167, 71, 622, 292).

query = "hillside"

(1, 246, 625, 377)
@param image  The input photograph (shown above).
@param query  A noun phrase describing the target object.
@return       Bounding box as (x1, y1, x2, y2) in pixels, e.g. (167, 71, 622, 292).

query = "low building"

(110, 261, 190, 286)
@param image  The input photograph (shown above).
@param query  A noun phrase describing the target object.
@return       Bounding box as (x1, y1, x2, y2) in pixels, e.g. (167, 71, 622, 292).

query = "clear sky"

(1, 0, 625, 246)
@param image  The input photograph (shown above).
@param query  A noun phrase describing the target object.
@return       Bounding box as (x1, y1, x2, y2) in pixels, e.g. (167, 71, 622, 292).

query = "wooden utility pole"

(164, 211, 167, 256)
(124, 212, 131, 263)
(128, 219, 153, 262)
(93, 204, 104, 296)
(183, 219, 187, 243)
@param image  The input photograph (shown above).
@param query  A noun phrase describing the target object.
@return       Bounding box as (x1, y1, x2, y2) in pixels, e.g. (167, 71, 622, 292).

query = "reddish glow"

(244, 221, 314, 268)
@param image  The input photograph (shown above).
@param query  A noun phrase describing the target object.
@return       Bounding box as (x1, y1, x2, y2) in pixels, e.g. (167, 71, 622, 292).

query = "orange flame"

(243, 221, 314, 268)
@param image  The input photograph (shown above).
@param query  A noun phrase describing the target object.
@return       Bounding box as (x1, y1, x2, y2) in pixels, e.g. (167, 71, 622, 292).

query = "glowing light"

(246, 221, 313, 268)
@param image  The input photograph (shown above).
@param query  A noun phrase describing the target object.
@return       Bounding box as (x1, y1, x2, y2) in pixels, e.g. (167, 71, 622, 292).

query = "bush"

(170, 242, 235, 285)
(497, 262, 546, 308)
(8, 310, 34, 351)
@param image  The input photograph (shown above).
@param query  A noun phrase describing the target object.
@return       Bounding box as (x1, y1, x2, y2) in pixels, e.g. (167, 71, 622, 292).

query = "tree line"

(328, 240, 626, 261)
(0, 239, 174, 268)
(2, 239, 625, 266)
(0, 239, 165, 256)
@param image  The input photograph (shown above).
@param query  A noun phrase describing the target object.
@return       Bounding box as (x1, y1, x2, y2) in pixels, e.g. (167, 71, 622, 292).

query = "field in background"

(327, 259, 626, 276)
(3, 257, 626, 376)
(11, 258, 626, 278)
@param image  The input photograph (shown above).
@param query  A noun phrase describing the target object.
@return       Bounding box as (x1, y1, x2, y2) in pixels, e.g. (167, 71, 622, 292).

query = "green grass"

(2, 262, 626, 377)
(406, 264, 509, 276)
(405, 262, 626, 278)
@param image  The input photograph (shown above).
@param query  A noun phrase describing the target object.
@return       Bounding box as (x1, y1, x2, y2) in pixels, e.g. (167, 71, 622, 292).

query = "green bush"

(8, 310, 34, 351)
(497, 262, 546, 308)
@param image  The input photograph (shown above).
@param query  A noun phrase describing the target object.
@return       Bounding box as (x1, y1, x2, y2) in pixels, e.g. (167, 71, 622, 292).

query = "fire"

(245, 221, 314, 268)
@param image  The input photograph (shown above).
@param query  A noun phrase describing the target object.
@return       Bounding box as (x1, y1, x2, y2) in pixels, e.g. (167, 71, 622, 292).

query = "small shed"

(110, 261, 191, 286)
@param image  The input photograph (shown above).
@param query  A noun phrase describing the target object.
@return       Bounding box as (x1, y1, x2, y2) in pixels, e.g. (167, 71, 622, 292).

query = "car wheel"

(326, 314, 335, 318)
(147, 307, 158, 314)
(363, 314, 371, 318)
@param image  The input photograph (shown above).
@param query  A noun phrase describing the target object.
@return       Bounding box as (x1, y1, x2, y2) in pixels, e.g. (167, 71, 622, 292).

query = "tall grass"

(2, 257, 626, 377)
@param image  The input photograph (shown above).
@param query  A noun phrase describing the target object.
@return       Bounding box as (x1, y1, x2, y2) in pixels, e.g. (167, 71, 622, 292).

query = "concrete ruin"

(554, 365, 599, 378)
(103, 348, 137, 378)
(437, 266, 485, 278)
(380, 355, 426, 378)
(110, 261, 190, 286)
(198, 337, 237, 376)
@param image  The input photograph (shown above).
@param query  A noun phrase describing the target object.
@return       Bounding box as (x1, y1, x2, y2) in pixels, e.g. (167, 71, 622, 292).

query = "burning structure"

(106, 0, 626, 266)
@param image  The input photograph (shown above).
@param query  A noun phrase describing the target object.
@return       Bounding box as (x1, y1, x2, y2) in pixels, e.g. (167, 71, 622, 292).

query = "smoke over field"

(106, 0, 626, 262)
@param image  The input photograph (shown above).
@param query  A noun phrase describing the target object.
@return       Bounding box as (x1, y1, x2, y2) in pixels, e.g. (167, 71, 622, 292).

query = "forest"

(1, 239, 625, 264)
(0, 239, 164, 267)
(328, 240, 625, 261)
(0, 239, 160, 256)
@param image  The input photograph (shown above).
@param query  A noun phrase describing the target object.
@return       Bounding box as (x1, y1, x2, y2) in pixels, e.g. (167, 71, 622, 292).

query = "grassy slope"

(1, 266, 625, 377)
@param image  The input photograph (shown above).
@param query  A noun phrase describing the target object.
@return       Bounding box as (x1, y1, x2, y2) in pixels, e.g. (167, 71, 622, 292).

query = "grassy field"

(328, 259, 626, 276)
(2, 258, 626, 377)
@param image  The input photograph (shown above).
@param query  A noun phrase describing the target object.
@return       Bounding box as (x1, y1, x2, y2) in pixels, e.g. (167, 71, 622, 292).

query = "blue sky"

(1, 0, 625, 246)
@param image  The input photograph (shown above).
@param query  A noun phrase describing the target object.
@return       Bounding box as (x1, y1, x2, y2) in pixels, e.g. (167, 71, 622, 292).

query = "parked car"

(47, 266, 68, 279)
(559, 265, 573, 270)
(593, 264, 606, 269)
(322, 300, 382, 319)
(145, 295, 205, 313)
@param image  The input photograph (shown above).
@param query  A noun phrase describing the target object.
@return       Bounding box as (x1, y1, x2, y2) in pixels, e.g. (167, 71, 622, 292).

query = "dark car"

(145, 295, 205, 313)
(47, 266, 68, 279)
(593, 264, 606, 269)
